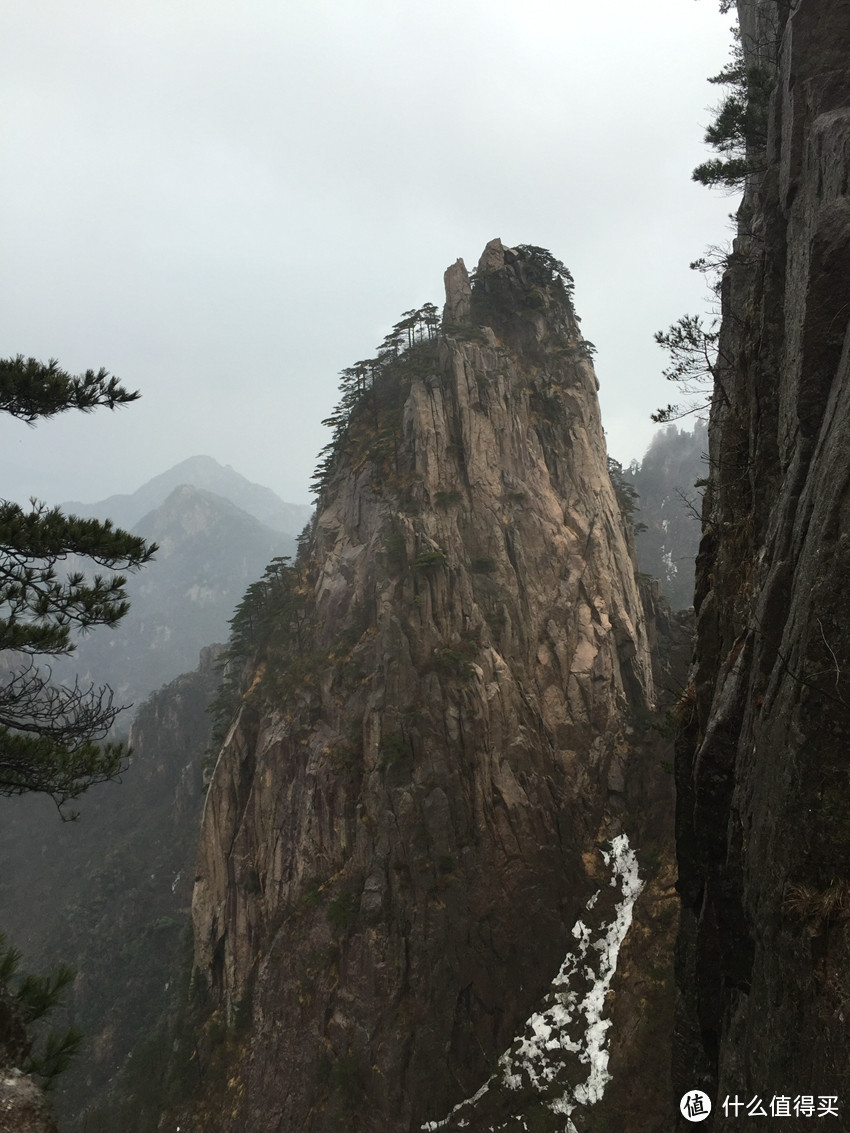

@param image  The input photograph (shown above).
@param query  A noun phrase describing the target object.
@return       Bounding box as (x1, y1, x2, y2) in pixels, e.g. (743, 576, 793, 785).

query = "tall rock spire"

(182, 243, 660, 1131)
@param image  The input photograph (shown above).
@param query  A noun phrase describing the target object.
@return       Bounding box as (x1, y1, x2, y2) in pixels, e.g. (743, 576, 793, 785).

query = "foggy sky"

(1, 0, 735, 509)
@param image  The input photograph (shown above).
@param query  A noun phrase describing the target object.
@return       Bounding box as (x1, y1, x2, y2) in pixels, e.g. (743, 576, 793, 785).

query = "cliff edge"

(675, 1, 850, 1125)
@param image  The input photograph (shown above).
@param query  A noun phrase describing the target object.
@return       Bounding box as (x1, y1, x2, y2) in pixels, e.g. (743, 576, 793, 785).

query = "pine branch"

(0, 355, 141, 423)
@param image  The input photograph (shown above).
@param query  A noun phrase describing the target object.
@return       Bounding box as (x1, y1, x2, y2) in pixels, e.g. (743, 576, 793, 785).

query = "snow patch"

(421, 834, 643, 1132)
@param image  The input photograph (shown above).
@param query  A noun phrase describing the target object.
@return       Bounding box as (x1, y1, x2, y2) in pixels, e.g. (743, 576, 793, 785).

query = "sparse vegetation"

(469, 245, 579, 362)
(327, 889, 358, 930)
(379, 731, 407, 767)
(653, 5, 777, 425)
(383, 528, 408, 574)
(208, 554, 317, 745)
(311, 305, 440, 502)
(692, 31, 775, 190)
(607, 457, 645, 535)
(651, 314, 722, 424)
(411, 549, 447, 571)
(783, 881, 850, 925)
(429, 648, 475, 680)
(434, 489, 462, 508)
(302, 881, 324, 909)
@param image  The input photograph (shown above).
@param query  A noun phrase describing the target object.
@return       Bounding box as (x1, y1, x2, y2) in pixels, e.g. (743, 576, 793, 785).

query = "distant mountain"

(51, 483, 296, 708)
(623, 421, 706, 610)
(61, 454, 312, 536)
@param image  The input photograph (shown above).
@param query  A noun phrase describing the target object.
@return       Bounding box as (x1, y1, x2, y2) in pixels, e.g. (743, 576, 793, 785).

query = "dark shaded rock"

(674, 0, 850, 1125)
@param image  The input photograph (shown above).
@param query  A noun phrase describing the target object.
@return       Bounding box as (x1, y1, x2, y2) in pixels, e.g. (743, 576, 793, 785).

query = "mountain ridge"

(50, 480, 296, 710)
(61, 454, 312, 536)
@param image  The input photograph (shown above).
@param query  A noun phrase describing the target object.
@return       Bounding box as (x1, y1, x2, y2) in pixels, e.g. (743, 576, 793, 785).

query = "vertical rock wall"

(675, 1, 850, 1125)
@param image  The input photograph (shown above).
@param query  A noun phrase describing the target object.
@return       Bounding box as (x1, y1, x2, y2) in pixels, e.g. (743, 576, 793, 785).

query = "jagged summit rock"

(172, 242, 668, 1132)
(442, 257, 471, 325)
(477, 235, 507, 273)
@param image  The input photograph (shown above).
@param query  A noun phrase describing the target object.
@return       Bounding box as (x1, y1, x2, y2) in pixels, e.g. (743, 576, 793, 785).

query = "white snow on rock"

(421, 834, 643, 1132)
(661, 549, 678, 579)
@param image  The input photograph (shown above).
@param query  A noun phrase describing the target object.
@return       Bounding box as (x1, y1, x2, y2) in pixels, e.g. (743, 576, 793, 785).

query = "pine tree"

(691, 16, 776, 191)
(0, 931, 82, 1090)
(651, 314, 722, 423)
(0, 356, 156, 814)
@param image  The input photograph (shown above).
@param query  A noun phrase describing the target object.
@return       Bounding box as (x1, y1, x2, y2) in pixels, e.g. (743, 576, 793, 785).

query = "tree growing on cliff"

(651, 314, 722, 423)
(310, 305, 439, 501)
(0, 355, 156, 814)
(692, 21, 776, 190)
(653, 4, 773, 422)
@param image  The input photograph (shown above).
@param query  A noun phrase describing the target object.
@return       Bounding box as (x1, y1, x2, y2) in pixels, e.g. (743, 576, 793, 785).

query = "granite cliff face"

(675, 0, 850, 1124)
(179, 241, 668, 1131)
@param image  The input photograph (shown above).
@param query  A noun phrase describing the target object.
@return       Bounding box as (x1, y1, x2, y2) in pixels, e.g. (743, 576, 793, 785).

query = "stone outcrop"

(0, 1071, 58, 1133)
(180, 241, 665, 1131)
(442, 258, 471, 326)
(674, 0, 850, 1125)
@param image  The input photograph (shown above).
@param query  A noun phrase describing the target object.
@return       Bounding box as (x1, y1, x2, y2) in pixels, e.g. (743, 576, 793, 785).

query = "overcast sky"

(1, 0, 735, 509)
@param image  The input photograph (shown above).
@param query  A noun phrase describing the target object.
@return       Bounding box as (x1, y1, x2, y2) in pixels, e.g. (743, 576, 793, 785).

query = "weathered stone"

(476, 236, 506, 274)
(181, 243, 666, 1132)
(0, 1070, 58, 1133)
(441, 257, 471, 325)
(674, 0, 850, 1121)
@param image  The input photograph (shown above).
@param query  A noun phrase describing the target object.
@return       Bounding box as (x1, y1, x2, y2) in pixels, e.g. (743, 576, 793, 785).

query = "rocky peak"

(477, 236, 507, 273)
(442, 258, 470, 326)
(466, 241, 589, 367)
(177, 242, 664, 1131)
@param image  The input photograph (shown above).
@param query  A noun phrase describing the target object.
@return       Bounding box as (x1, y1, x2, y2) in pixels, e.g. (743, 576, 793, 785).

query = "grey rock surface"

(441, 258, 471, 325)
(674, 0, 850, 1122)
